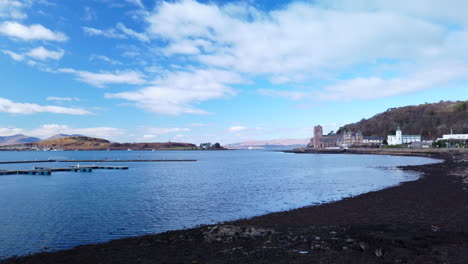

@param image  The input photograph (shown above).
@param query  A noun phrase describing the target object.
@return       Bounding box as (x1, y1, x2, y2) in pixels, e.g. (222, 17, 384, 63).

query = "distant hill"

(337, 100, 468, 140)
(226, 138, 309, 149)
(44, 134, 83, 141)
(35, 136, 197, 150)
(0, 134, 41, 146)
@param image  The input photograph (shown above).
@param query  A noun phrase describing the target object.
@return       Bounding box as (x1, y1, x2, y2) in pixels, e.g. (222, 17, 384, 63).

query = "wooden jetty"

(69, 165, 129, 170)
(0, 169, 51, 175)
(0, 164, 129, 176)
(0, 159, 196, 164)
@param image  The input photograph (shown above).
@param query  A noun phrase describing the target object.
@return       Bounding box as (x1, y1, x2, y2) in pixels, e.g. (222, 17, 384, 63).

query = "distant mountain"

(36, 136, 197, 150)
(0, 134, 41, 146)
(337, 100, 468, 139)
(44, 134, 83, 141)
(226, 138, 309, 150)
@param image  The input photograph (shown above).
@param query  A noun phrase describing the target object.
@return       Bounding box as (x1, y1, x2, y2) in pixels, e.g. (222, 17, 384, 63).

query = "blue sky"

(0, 0, 467, 144)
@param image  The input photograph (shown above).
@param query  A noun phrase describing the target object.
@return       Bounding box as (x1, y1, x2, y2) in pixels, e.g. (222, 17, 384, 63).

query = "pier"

(0, 159, 197, 164)
(0, 165, 130, 175)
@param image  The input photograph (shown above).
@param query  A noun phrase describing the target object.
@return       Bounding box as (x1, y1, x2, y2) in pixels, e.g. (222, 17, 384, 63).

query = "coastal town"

(310, 125, 468, 149)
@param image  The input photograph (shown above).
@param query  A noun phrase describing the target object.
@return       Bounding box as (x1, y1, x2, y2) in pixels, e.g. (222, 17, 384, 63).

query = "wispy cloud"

(0, 21, 67, 41)
(228, 126, 248, 132)
(319, 63, 468, 101)
(89, 54, 122, 65)
(0, 124, 124, 139)
(186, 123, 208, 127)
(105, 69, 244, 115)
(257, 89, 312, 101)
(83, 26, 126, 39)
(2, 46, 64, 62)
(125, 0, 144, 9)
(116, 23, 149, 42)
(141, 127, 191, 140)
(46, 97, 80, 102)
(0, 97, 91, 115)
(83, 23, 149, 42)
(0, 0, 28, 19)
(58, 68, 146, 87)
(2, 49, 23, 61)
(26, 46, 64, 60)
(82, 6, 96, 21)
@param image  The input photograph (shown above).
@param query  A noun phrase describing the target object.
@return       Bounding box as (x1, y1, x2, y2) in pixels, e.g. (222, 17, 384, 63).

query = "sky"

(0, 0, 467, 144)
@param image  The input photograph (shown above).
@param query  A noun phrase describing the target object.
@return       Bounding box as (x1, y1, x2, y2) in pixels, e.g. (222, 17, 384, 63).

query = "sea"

(0, 150, 440, 258)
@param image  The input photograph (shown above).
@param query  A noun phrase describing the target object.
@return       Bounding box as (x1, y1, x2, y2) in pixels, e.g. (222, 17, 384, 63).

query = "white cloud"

(0, 127, 24, 136)
(319, 63, 468, 101)
(0, 21, 67, 41)
(257, 89, 312, 101)
(116, 23, 149, 42)
(58, 68, 146, 87)
(89, 54, 122, 65)
(2, 49, 23, 61)
(228, 126, 248, 132)
(0, 0, 28, 19)
(83, 26, 126, 39)
(82, 6, 96, 21)
(46, 97, 80, 102)
(0, 97, 91, 115)
(105, 69, 245, 115)
(83, 23, 149, 42)
(162, 39, 212, 56)
(147, 0, 445, 79)
(186, 123, 208, 127)
(3, 46, 64, 62)
(26, 46, 64, 60)
(0, 124, 124, 139)
(142, 134, 156, 139)
(318, 0, 468, 26)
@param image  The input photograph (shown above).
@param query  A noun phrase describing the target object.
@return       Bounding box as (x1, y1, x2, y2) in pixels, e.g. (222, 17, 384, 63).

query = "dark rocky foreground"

(2, 151, 468, 264)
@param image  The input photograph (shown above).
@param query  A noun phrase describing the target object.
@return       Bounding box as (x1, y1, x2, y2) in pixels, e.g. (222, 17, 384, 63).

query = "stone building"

(340, 130, 363, 147)
(310, 125, 386, 148)
(311, 125, 341, 148)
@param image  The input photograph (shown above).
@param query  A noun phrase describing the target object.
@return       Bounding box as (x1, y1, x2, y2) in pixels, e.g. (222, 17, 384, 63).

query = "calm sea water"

(0, 150, 440, 258)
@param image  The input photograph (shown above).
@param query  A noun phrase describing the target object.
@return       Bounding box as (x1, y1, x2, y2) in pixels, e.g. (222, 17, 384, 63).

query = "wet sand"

(2, 150, 468, 264)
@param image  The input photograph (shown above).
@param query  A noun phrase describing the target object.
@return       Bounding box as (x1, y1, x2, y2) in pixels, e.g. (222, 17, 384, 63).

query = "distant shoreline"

(284, 147, 467, 158)
(0, 148, 231, 152)
(2, 150, 468, 264)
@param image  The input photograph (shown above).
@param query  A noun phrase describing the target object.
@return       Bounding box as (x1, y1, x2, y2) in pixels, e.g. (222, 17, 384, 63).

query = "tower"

(396, 126, 402, 144)
(313, 125, 323, 148)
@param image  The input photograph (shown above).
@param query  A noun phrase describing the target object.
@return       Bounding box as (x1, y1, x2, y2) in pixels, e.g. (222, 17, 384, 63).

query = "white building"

(387, 127, 421, 145)
(363, 136, 384, 145)
(440, 134, 468, 140)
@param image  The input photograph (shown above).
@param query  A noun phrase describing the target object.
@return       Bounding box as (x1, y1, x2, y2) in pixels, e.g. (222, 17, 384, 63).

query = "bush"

(454, 101, 468, 112)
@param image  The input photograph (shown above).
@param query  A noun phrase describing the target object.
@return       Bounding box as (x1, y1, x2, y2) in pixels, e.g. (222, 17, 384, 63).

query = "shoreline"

(284, 147, 467, 158)
(2, 150, 468, 264)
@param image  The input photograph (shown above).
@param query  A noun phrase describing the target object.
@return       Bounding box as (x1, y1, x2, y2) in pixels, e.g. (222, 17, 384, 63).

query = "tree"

(432, 140, 447, 148)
